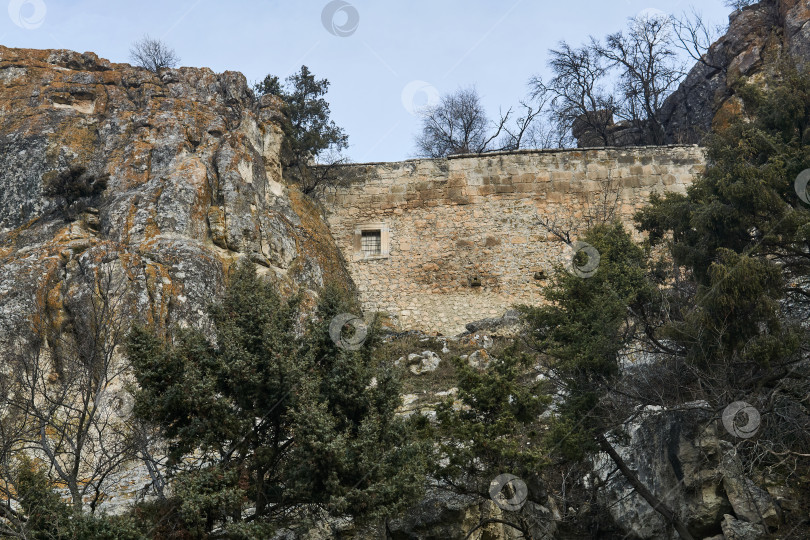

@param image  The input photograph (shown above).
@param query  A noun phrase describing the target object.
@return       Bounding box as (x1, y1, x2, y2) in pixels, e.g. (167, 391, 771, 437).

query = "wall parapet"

(317, 144, 701, 169)
(317, 145, 706, 335)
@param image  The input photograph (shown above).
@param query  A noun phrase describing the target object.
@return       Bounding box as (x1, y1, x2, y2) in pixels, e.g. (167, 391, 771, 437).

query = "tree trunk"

(255, 464, 266, 518)
(597, 433, 695, 540)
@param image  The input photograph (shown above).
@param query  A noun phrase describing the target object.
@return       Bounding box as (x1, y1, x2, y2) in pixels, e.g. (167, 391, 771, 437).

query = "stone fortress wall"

(317, 145, 706, 335)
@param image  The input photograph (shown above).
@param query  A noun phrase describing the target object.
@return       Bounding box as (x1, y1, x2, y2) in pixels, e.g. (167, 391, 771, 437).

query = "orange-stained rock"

(0, 46, 352, 338)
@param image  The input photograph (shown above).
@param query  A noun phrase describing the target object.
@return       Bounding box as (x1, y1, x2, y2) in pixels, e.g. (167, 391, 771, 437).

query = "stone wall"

(318, 145, 705, 335)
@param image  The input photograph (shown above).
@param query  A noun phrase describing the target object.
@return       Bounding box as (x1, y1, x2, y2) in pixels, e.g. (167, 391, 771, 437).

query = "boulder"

(408, 351, 441, 375)
(593, 404, 736, 539)
(468, 349, 493, 370)
(593, 402, 786, 539)
(721, 513, 767, 540)
(464, 309, 522, 337)
(721, 453, 780, 528)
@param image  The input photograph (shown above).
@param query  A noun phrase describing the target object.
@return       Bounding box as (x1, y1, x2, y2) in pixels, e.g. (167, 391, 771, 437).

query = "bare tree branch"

(672, 8, 724, 69)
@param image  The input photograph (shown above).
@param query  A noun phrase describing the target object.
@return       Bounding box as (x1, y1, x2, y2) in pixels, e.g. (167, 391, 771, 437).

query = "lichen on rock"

(0, 45, 352, 341)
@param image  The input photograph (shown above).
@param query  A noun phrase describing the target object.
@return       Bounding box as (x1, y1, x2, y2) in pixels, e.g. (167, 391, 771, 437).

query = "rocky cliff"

(0, 46, 350, 341)
(1, 39, 805, 539)
(660, 0, 810, 142)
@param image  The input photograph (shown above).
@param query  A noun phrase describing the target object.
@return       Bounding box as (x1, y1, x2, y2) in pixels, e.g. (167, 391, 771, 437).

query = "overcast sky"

(1, 0, 734, 162)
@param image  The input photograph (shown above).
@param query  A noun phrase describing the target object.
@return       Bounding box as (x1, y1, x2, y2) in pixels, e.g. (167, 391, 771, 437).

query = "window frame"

(353, 222, 390, 261)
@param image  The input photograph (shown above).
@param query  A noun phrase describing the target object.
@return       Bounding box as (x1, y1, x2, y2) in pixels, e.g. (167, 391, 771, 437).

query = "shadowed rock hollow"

(0, 46, 351, 338)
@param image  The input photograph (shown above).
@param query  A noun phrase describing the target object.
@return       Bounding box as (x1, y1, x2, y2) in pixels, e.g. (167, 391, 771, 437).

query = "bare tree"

(0, 361, 32, 534)
(306, 149, 354, 196)
(497, 100, 547, 151)
(0, 257, 145, 518)
(129, 35, 180, 72)
(593, 14, 685, 145)
(535, 169, 621, 244)
(672, 8, 723, 69)
(414, 87, 549, 157)
(415, 87, 487, 157)
(530, 42, 617, 147)
(532, 14, 688, 147)
(414, 87, 510, 157)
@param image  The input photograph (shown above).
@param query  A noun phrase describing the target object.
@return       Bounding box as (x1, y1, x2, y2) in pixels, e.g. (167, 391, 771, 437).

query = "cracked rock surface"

(0, 46, 350, 339)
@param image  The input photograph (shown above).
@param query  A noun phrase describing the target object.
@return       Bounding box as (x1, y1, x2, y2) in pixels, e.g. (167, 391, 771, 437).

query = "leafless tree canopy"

(497, 101, 549, 151)
(594, 14, 685, 144)
(531, 13, 690, 146)
(419, 11, 715, 153)
(672, 8, 723, 68)
(415, 87, 496, 157)
(535, 169, 621, 244)
(0, 258, 165, 529)
(129, 35, 180, 72)
(414, 87, 551, 157)
(530, 43, 617, 147)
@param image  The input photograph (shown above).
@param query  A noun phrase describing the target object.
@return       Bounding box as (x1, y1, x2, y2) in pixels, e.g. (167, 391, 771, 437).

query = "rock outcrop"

(660, 0, 810, 143)
(593, 403, 787, 539)
(464, 309, 523, 337)
(0, 46, 350, 341)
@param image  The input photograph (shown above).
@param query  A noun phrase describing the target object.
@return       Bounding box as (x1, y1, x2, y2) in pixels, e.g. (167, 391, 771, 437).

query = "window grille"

(361, 230, 382, 256)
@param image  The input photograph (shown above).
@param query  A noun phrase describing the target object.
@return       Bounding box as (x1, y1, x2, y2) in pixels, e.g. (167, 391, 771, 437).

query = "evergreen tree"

(433, 342, 549, 480)
(432, 346, 550, 537)
(521, 222, 698, 538)
(125, 262, 427, 537)
(522, 222, 653, 460)
(636, 63, 810, 381)
(255, 66, 349, 193)
(516, 63, 810, 538)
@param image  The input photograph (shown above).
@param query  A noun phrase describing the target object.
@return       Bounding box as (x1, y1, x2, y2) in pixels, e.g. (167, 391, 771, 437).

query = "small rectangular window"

(361, 230, 382, 257)
(353, 223, 389, 261)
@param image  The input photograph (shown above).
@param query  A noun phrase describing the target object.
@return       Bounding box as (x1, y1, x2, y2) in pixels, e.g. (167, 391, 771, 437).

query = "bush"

(42, 165, 108, 221)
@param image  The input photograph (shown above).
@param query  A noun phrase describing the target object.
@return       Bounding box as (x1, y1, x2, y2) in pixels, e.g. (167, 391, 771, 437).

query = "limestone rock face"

(660, 0, 810, 143)
(594, 405, 727, 539)
(593, 404, 782, 539)
(0, 46, 350, 338)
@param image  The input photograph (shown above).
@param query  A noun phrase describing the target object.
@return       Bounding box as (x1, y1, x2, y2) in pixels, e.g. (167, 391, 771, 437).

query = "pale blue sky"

(1, 0, 733, 162)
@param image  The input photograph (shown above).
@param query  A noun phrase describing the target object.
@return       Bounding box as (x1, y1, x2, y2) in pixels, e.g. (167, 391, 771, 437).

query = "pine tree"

(125, 262, 427, 536)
